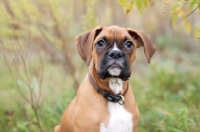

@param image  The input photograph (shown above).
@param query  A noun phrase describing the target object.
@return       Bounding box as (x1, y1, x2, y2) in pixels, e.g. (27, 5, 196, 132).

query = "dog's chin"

(107, 65, 121, 77)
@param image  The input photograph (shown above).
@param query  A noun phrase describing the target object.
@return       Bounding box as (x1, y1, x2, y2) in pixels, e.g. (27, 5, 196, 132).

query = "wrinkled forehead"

(94, 26, 132, 42)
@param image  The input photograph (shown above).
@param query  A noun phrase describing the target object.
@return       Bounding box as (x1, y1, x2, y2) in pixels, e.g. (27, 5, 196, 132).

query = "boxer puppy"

(55, 25, 156, 132)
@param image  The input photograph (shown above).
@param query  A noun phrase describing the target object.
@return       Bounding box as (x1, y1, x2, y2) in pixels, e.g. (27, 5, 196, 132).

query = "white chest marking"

(100, 78, 133, 132)
(100, 102, 133, 132)
(109, 78, 123, 94)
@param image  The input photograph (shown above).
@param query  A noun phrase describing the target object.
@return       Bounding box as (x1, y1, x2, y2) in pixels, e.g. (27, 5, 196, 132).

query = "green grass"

(0, 48, 200, 132)
(131, 52, 200, 132)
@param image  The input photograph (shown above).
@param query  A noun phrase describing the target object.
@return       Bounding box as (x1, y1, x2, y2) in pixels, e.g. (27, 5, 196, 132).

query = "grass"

(131, 49, 200, 132)
(0, 47, 200, 132)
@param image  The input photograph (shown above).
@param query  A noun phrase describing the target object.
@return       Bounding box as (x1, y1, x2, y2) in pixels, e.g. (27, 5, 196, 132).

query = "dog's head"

(75, 25, 156, 81)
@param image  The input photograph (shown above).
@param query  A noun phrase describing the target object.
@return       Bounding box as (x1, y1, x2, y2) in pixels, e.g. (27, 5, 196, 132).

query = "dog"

(55, 25, 156, 132)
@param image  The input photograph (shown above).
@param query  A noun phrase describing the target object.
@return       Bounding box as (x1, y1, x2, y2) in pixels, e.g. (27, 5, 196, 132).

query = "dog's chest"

(100, 102, 133, 132)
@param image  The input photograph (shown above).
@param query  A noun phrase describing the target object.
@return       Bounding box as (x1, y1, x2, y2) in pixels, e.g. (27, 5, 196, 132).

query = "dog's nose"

(108, 50, 125, 59)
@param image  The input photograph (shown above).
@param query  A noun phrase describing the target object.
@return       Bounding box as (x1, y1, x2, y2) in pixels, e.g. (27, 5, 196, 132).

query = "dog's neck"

(89, 63, 127, 94)
(109, 78, 123, 94)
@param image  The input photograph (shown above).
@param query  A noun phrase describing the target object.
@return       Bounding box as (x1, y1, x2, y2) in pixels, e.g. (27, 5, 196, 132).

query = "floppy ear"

(75, 25, 103, 66)
(127, 29, 156, 63)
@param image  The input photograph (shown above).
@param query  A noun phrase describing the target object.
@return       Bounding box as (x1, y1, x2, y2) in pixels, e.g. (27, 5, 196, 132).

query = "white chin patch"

(108, 68, 121, 76)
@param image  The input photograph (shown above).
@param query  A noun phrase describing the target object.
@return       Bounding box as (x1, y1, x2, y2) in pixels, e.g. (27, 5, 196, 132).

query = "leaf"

(136, 0, 142, 10)
(118, 0, 126, 5)
(194, 28, 200, 41)
(185, 23, 191, 33)
(144, 0, 148, 7)
(171, 16, 177, 28)
(164, 0, 169, 5)
(149, 0, 154, 5)
(190, 1, 196, 9)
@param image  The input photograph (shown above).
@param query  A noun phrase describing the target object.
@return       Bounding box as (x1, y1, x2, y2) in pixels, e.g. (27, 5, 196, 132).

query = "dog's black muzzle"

(98, 50, 131, 81)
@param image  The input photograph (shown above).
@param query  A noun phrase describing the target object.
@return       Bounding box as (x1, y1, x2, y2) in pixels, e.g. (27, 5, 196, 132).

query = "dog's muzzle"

(98, 50, 131, 81)
(107, 50, 125, 76)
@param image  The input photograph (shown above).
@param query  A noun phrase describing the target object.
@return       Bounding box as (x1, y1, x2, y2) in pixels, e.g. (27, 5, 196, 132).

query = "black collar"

(88, 73, 128, 105)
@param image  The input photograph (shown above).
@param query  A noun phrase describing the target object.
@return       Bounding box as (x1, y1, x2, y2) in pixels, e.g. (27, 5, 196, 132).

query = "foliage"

(0, 0, 95, 131)
(118, 0, 200, 40)
(0, 0, 88, 89)
(118, 0, 149, 14)
(169, 0, 200, 39)
(131, 58, 200, 132)
(0, 52, 76, 132)
(82, 0, 98, 31)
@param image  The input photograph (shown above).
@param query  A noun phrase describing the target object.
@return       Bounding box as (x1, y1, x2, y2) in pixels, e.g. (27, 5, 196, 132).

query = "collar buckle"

(118, 95, 125, 105)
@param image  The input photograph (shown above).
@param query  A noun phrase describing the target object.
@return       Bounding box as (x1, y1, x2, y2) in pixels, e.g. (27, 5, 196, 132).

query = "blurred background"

(0, 0, 200, 131)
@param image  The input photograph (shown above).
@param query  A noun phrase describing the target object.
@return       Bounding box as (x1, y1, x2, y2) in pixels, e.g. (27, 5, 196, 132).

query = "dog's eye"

(125, 41, 133, 49)
(96, 40, 106, 48)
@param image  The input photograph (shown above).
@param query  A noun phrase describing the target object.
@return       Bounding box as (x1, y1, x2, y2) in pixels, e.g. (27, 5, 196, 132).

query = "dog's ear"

(127, 29, 156, 63)
(75, 25, 103, 66)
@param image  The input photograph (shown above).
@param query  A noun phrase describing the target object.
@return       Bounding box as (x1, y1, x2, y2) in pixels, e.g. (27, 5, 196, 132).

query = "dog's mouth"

(98, 62, 130, 81)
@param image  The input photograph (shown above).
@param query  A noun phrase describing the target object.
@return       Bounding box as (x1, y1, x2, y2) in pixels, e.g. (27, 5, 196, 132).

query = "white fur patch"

(109, 78, 123, 94)
(112, 42, 120, 51)
(100, 102, 133, 132)
(108, 68, 121, 76)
